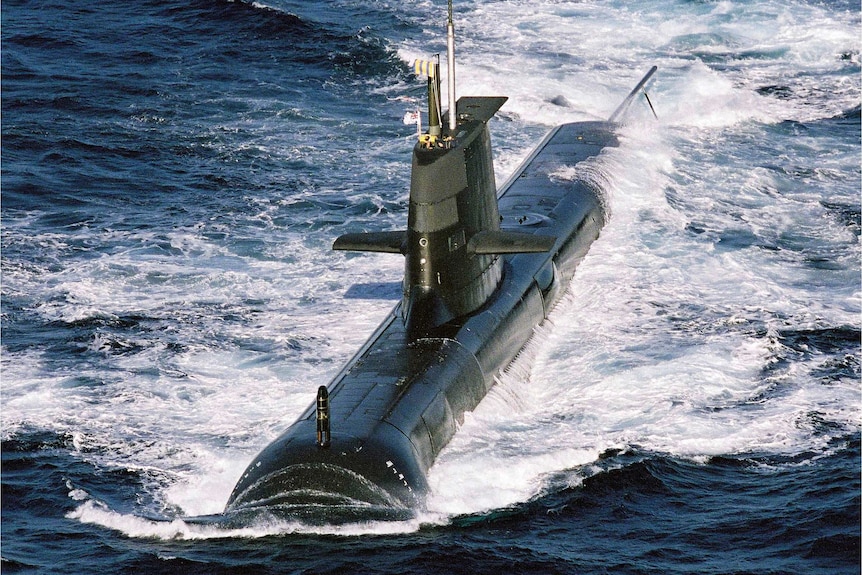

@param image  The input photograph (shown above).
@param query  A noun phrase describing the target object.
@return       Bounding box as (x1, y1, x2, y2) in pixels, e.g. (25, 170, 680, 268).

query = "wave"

(161, 0, 310, 37)
(161, 0, 409, 80)
(2, 0, 859, 556)
(450, 442, 861, 567)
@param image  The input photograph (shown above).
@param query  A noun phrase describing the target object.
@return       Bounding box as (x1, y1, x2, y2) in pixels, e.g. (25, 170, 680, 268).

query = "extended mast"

(446, 0, 457, 131)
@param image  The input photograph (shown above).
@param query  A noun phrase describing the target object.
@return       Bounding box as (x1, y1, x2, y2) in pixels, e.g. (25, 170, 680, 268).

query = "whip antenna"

(447, 0, 457, 131)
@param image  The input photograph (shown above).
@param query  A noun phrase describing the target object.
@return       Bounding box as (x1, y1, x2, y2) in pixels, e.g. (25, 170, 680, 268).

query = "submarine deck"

(226, 120, 617, 510)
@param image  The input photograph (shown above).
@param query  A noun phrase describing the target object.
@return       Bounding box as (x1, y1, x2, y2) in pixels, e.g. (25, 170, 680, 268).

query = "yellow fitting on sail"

(419, 133, 439, 148)
(413, 59, 438, 78)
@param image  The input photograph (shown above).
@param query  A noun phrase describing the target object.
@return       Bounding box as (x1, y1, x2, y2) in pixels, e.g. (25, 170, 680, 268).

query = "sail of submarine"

(225, 2, 657, 518)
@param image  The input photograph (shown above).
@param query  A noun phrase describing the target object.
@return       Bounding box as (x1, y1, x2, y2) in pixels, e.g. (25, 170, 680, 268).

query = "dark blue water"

(3, 0, 860, 573)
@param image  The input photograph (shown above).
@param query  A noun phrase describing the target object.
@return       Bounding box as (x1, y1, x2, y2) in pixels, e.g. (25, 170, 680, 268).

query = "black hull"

(225, 121, 617, 515)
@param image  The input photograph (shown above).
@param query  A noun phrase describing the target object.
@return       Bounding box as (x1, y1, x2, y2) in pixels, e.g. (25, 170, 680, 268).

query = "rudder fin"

(608, 65, 658, 123)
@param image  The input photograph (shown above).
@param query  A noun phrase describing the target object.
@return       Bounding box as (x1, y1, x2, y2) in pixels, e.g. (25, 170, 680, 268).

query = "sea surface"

(2, 0, 860, 573)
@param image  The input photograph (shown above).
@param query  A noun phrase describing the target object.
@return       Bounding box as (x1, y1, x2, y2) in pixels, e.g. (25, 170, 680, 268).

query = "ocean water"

(2, 0, 860, 573)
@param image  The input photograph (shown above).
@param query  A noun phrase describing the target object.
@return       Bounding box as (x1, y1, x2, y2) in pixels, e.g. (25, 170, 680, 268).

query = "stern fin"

(608, 65, 658, 123)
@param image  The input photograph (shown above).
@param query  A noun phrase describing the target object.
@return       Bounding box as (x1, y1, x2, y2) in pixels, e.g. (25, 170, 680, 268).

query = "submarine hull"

(225, 121, 617, 515)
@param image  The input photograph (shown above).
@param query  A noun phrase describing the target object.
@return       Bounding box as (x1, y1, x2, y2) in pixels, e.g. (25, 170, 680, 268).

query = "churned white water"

(3, 0, 858, 538)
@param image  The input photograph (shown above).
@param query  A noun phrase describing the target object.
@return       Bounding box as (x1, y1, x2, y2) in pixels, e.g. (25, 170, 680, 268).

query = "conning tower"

(335, 51, 554, 338)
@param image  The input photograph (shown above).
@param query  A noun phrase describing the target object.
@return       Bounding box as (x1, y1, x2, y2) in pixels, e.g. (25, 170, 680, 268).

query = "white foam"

(6, 0, 858, 536)
(424, 104, 858, 517)
(66, 483, 429, 539)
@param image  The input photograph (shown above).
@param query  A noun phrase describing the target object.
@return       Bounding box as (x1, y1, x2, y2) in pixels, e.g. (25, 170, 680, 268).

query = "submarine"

(224, 2, 656, 521)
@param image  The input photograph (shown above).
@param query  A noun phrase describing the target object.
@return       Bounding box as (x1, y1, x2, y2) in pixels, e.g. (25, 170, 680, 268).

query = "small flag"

(413, 59, 438, 78)
(402, 110, 419, 125)
(403, 109, 421, 137)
